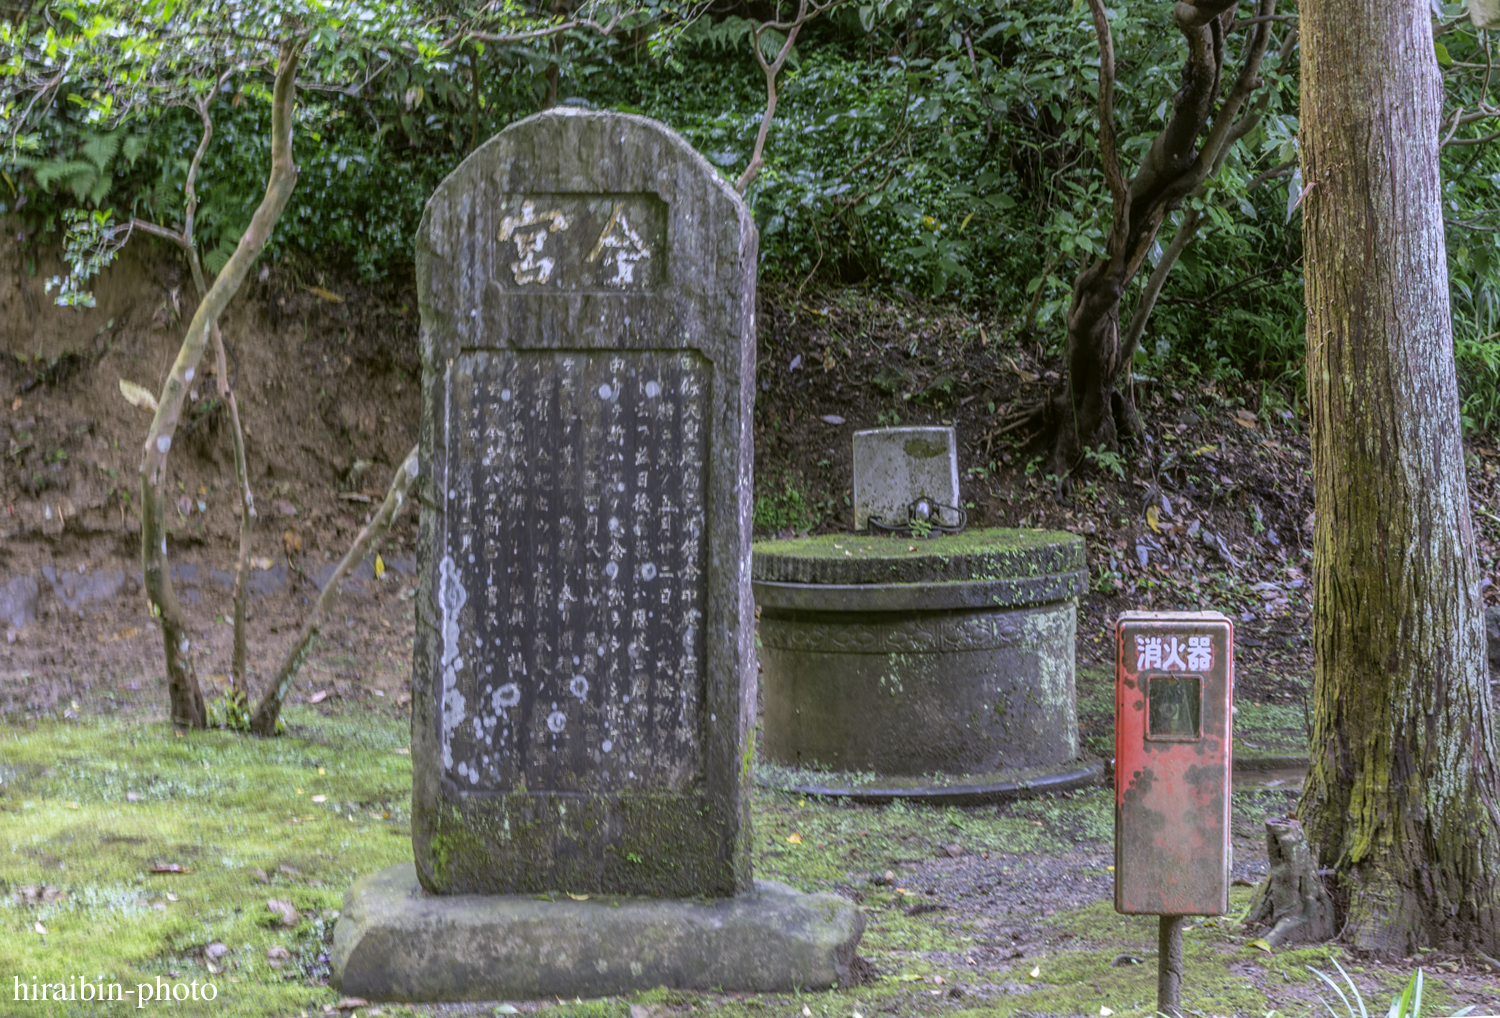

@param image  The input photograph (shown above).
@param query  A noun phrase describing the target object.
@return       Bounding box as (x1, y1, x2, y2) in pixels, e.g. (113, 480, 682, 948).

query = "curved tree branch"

(140, 35, 304, 729)
(1085, 0, 1126, 217)
(735, 0, 841, 194)
(249, 447, 419, 735)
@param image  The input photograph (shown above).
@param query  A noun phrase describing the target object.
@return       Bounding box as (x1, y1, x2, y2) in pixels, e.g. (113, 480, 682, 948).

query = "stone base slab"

(331, 864, 865, 1001)
(757, 758, 1104, 806)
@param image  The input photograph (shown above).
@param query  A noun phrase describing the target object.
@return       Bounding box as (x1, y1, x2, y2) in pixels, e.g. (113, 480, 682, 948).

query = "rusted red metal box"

(1115, 610, 1234, 915)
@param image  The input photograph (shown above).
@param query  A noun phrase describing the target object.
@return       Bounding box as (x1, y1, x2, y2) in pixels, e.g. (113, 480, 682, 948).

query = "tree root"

(1243, 816, 1335, 946)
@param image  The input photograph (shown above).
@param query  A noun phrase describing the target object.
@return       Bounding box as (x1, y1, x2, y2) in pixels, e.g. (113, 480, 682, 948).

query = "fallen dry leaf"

(266, 944, 291, 968)
(10, 396, 21, 411)
(34, 921, 47, 935)
(16, 885, 66, 905)
(309, 690, 329, 704)
(1232, 409, 1259, 429)
(307, 286, 344, 303)
(118, 379, 159, 413)
(786, 832, 802, 844)
(150, 863, 187, 874)
(267, 898, 300, 927)
(1145, 505, 1162, 533)
(311, 795, 327, 803)
(565, 892, 590, 901)
(250, 556, 274, 571)
(336, 999, 369, 1011)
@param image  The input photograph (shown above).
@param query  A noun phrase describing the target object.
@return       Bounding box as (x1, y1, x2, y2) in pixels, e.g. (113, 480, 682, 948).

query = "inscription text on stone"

(439, 350, 708, 794)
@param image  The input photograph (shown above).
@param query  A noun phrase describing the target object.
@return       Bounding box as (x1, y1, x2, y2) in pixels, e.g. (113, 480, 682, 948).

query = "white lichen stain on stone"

(438, 554, 469, 771)
(1023, 602, 1079, 756)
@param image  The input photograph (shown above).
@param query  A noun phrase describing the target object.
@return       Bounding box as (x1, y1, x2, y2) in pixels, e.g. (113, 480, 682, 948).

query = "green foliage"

(44, 207, 127, 307)
(1304, 960, 1477, 1018)
(6, 0, 1500, 429)
(206, 688, 256, 733)
(753, 477, 822, 534)
(0, 0, 674, 290)
(1083, 445, 1126, 480)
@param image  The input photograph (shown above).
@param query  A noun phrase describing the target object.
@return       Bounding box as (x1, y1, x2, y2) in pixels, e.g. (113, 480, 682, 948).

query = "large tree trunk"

(1298, 0, 1500, 954)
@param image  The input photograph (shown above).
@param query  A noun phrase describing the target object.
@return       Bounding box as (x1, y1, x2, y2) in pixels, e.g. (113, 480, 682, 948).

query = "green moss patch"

(0, 710, 413, 1017)
(751, 527, 1084, 585)
(2, 711, 1482, 1017)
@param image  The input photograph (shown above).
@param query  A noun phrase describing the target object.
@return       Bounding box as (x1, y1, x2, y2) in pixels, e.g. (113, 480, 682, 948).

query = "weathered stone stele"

(409, 109, 757, 898)
(852, 426, 959, 530)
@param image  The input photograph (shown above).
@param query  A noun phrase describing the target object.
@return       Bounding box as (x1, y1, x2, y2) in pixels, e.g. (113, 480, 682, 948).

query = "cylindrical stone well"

(752, 528, 1098, 802)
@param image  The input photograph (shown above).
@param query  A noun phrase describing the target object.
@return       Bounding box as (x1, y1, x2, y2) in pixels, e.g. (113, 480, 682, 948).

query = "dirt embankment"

(1, 233, 422, 574)
(4, 233, 1498, 716)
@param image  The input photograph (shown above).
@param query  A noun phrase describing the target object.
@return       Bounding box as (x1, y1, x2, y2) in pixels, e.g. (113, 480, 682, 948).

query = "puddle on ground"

(1234, 765, 1306, 790)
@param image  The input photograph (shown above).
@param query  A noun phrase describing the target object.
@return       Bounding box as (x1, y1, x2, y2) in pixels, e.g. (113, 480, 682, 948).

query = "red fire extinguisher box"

(1114, 610, 1234, 916)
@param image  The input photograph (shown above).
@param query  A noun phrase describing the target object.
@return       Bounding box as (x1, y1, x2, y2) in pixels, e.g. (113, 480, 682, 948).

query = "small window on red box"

(1147, 675, 1202, 740)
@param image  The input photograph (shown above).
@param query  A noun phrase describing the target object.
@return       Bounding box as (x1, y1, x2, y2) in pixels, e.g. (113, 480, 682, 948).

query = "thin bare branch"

(1231, 13, 1298, 27)
(1084, 0, 1125, 211)
(736, 0, 842, 194)
(127, 218, 193, 250)
(1445, 126, 1500, 147)
(450, 13, 624, 47)
(1120, 209, 1202, 363)
(249, 448, 419, 735)
(1189, 0, 1278, 186)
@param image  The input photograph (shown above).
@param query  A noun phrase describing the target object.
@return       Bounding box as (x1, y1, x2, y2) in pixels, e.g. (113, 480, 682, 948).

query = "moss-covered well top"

(751, 527, 1085, 585)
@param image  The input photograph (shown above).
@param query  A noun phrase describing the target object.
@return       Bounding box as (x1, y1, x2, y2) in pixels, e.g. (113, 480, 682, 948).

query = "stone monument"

(852, 425, 960, 531)
(332, 109, 863, 1002)
(754, 427, 1099, 803)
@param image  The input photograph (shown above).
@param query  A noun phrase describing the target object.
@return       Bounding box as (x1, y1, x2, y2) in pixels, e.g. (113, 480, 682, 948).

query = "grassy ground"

(3, 706, 1495, 1018)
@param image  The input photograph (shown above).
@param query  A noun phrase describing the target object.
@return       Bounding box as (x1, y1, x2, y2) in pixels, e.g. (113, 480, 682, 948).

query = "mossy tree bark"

(1297, 0, 1500, 954)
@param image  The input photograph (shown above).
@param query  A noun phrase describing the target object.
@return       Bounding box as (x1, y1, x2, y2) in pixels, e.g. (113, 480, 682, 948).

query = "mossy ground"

(4, 706, 1495, 1017)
